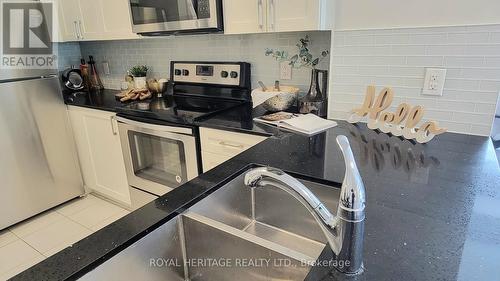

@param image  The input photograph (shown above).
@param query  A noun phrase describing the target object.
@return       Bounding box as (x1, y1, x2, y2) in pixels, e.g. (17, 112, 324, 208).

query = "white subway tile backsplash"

(480, 80, 500, 91)
(426, 45, 467, 56)
(452, 112, 493, 125)
(79, 31, 331, 93)
(475, 103, 497, 114)
(405, 56, 444, 67)
(490, 32, 500, 43)
(371, 56, 407, 65)
(408, 33, 448, 45)
(461, 68, 500, 80)
(465, 44, 500, 56)
(469, 125, 492, 136)
(445, 90, 499, 103)
(391, 45, 427, 55)
(330, 24, 500, 136)
(444, 56, 485, 67)
(435, 100, 474, 112)
(375, 34, 410, 45)
(484, 57, 500, 67)
(344, 35, 374, 46)
(443, 79, 480, 91)
(439, 121, 472, 134)
(358, 66, 389, 76)
(56, 42, 82, 70)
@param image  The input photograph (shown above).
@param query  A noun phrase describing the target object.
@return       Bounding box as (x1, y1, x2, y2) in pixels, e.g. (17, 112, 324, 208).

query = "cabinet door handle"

(78, 20, 84, 39)
(257, 0, 263, 30)
(73, 21, 80, 39)
(269, 0, 275, 30)
(110, 116, 118, 135)
(219, 141, 244, 149)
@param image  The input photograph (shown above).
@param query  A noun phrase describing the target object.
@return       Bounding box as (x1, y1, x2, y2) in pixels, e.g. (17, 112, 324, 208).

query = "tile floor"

(0, 194, 129, 280)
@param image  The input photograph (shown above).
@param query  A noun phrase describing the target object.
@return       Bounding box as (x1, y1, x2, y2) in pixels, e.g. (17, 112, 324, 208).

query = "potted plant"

(265, 35, 330, 116)
(129, 65, 149, 89)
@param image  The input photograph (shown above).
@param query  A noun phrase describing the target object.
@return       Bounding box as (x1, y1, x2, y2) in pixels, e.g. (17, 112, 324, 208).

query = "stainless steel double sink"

(81, 171, 340, 281)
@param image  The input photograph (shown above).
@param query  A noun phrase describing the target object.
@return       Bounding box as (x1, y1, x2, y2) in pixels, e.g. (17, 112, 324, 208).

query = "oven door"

(117, 117, 198, 196)
(129, 0, 223, 34)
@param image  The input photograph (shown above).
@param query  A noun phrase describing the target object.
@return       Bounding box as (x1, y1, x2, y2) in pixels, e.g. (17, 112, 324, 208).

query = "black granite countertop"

(195, 103, 282, 136)
(12, 117, 500, 280)
(62, 89, 125, 112)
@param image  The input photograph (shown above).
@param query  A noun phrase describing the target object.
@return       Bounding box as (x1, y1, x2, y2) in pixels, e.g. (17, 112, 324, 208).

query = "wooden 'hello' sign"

(347, 86, 447, 143)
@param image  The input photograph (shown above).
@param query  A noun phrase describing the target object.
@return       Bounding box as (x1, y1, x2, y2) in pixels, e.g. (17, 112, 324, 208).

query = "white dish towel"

(251, 89, 280, 108)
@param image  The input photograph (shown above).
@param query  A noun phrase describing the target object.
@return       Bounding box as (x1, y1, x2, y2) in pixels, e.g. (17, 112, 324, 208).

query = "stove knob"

(182, 69, 189, 76)
(230, 71, 238, 79)
(174, 69, 181, 76)
(221, 71, 229, 78)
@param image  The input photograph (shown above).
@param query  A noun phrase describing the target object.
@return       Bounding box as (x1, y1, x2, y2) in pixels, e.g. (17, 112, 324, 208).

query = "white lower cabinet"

(68, 106, 131, 207)
(201, 151, 234, 172)
(200, 127, 267, 172)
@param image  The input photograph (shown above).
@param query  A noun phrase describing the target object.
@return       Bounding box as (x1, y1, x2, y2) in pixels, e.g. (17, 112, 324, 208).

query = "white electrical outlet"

(280, 62, 292, 80)
(422, 68, 446, 96)
(102, 61, 110, 75)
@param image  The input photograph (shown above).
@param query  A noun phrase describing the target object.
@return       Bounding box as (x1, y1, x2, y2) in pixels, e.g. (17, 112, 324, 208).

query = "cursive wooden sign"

(347, 86, 447, 143)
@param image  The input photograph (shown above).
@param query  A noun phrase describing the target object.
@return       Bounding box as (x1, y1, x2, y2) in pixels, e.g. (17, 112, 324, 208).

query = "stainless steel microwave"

(129, 0, 223, 35)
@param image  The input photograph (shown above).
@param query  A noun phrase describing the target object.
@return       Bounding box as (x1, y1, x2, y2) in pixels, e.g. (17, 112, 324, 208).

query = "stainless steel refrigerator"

(0, 69, 85, 230)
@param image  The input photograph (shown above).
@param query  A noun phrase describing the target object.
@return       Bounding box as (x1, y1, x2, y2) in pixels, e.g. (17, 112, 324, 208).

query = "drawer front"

(200, 128, 267, 156)
(201, 151, 234, 172)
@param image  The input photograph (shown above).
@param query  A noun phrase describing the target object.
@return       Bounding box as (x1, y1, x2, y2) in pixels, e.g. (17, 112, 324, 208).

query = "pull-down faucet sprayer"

(244, 135, 366, 274)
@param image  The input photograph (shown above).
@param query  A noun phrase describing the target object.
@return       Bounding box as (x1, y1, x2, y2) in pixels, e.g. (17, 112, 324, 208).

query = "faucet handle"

(336, 136, 366, 219)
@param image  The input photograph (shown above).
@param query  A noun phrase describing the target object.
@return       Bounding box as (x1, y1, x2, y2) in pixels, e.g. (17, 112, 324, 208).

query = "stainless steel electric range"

(116, 61, 251, 196)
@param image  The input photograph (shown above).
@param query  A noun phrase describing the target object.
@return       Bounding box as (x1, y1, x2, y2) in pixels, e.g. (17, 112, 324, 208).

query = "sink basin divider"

(176, 215, 190, 281)
(251, 187, 256, 220)
(184, 211, 317, 263)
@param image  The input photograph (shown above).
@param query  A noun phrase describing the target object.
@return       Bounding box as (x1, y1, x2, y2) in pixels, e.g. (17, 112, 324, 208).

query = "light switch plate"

(280, 61, 292, 80)
(422, 68, 446, 96)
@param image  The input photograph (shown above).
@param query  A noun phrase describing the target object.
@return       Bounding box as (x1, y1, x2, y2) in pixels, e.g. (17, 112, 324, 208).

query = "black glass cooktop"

(116, 94, 246, 124)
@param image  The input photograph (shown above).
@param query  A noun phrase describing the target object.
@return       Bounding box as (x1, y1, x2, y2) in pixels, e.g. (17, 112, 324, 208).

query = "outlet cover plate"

(280, 61, 292, 80)
(422, 68, 446, 96)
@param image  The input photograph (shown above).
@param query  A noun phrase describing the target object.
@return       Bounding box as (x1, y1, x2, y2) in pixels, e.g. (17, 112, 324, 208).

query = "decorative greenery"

(129, 65, 149, 77)
(265, 35, 329, 69)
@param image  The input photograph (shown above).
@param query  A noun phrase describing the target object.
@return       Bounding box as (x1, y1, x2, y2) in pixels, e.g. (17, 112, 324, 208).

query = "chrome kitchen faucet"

(244, 135, 366, 275)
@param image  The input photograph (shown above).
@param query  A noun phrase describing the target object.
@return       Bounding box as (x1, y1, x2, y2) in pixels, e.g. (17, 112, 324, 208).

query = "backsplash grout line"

(330, 24, 500, 136)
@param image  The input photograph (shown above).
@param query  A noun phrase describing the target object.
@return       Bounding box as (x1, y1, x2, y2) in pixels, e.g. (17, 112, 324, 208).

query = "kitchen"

(1, 0, 500, 280)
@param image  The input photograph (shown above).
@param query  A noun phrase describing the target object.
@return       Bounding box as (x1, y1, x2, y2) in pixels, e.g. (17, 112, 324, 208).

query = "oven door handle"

(115, 116, 193, 135)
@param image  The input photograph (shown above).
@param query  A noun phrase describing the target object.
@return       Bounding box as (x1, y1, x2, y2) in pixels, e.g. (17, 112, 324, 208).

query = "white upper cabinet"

(78, 0, 105, 40)
(223, 0, 266, 34)
(270, 0, 321, 32)
(57, 0, 81, 41)
(100, 0, 139, 39)
(223, 0, 332, 34)
(56, 0, 138, 42)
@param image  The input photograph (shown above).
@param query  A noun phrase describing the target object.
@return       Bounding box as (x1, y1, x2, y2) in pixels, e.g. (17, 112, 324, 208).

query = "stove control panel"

(172, 62, 248, 87)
